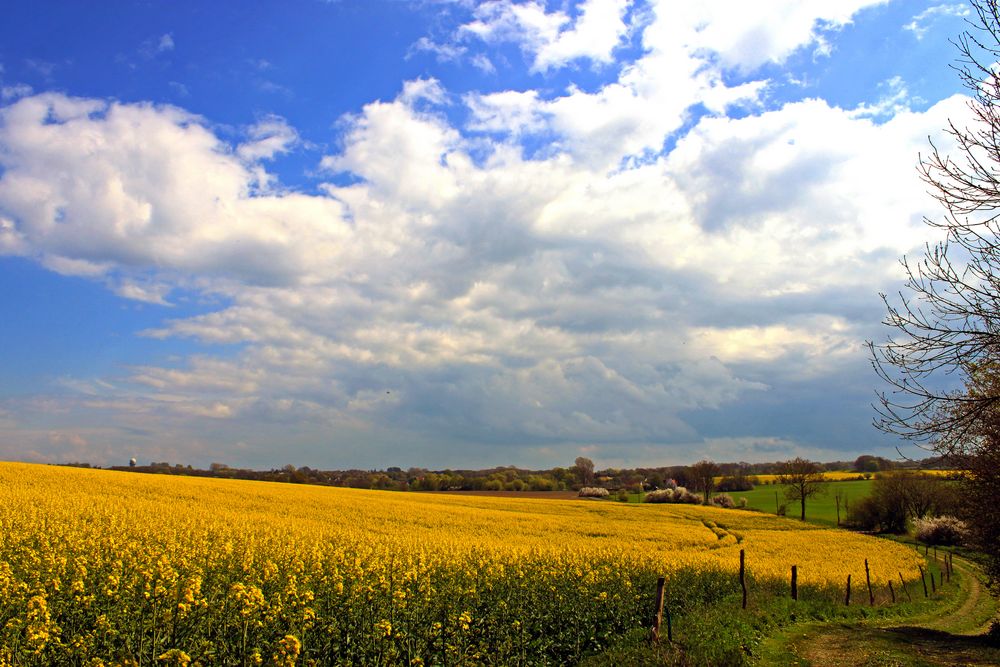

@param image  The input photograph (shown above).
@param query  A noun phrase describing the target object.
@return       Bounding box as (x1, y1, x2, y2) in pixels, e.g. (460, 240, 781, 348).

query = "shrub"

(711, 494, 735, 509)
(578, 487, 609, 498)
(642, 487, 702, 504)
(643, 489, 673, 503)
(914, 515, 968, 546)
(845, 496, 884, 531)
(717, 476, 754, 492)
(738, 497, 748, 508)
(507, 479, 525, 491)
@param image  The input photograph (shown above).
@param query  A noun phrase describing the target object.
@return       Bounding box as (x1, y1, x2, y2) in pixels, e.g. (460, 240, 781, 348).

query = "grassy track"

(584, 543, 997, 666)
(756, 555, 1000, 666)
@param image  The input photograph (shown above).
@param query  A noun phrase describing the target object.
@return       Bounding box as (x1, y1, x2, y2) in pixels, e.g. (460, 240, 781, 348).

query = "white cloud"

(158, 33, 175, 52)
(398, 77, 449, 107)
(649, 1, 888, 73)
(450, 0, 887, 170)
(466, 90, 546, 135)
(0, 94, 349, 286)
(461, 0, 632, 72)
(410, 37, 467, 62)
(459, 0, 884, 75)
(237, 115, 299, 162)
(111, 279, 173, 305)
(0, 77, 962, 464)
(0, 0, 967, 467)
(138, 33, 176, 60)
(850, 75, 923, 120)
(905, 3, 969, 40)
(1, 83, 32, 101)
(471, 53, 496, 73)
(533, 0, 633, 72)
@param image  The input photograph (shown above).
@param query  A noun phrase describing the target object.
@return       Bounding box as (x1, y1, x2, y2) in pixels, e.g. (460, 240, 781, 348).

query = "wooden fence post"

(931, 570, 937, 594)
(740, 549, 747, 610)
(845, 574, 851, 606)
(919, 566, 928, 597)
(864, 559, 874, 606)
(651, 577, 665, 644)
(791, 565, 797, 601)
(898, 572, 912, 602)
(888, 580, 895, 603)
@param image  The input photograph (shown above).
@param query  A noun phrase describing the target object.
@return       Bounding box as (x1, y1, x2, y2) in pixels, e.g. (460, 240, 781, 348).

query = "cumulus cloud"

(0, 0, 964, 467)
(466, 90, 546, 135)
(455, 0, 634, 72)
(237, 115, 299, 163)
(655, 1, 887, 73)
(0, 94, 349, 286)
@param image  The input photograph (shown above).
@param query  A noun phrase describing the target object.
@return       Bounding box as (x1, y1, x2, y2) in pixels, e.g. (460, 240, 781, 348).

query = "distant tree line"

(73, 453, 950, 494)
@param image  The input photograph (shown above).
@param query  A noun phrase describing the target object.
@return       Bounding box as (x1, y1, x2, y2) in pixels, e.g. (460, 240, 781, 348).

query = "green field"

(619, 479, 876, 527)
(721, 479, 875, 526)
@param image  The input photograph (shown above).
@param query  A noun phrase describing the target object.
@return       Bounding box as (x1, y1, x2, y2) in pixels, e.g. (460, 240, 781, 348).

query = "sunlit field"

(735, 479, 874, 526)
(0, 463, 925, 665)
(724, 470, 958, 485)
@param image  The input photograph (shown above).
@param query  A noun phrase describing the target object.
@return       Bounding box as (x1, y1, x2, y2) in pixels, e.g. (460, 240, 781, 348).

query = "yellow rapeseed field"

(731, 469, 961, 484)
(0, 462, 925, 665)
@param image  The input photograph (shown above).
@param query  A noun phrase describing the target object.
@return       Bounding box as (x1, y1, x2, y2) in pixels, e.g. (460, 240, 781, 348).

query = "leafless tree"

(573, 456, 595, 486)
(870, 0, 1000, 443)
(690, 459, 721, 504)
(870, 0, 1000, 592)
(776, 457, 825, 521)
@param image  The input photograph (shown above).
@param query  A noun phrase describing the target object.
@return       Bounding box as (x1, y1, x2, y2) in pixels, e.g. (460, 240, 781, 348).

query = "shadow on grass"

(794, 624, 1000, 667)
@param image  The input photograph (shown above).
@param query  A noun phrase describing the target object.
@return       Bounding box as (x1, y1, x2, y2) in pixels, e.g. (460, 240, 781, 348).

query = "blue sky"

(0, 1, 978, 469)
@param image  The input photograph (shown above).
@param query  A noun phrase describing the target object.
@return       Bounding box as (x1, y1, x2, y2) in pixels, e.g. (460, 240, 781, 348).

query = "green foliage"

(847, 473, 959, 534)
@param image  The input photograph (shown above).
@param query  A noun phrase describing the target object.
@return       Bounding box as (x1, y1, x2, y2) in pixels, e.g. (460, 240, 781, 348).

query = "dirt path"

(764, 557, 999, 666)
(923, 558, 991, 634)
